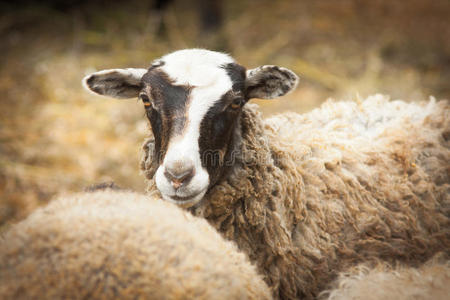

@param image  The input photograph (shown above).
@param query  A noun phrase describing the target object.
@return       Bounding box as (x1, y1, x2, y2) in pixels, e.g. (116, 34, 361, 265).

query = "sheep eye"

(140, 94, 152, 108)
(230, 98, 243, 109)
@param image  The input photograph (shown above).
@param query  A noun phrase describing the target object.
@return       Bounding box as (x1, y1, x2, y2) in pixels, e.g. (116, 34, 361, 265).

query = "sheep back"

(320, 254, 450, 300)
(0, 191, 272, 300)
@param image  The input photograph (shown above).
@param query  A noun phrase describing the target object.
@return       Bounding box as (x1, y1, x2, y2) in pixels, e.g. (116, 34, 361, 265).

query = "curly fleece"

(320, 254, 450, 300)
(0, 191, 272, 300)
(141, 94, 450, 299)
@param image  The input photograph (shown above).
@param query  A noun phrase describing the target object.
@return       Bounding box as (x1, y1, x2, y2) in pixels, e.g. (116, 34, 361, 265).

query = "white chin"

(161, 189, 207, 208)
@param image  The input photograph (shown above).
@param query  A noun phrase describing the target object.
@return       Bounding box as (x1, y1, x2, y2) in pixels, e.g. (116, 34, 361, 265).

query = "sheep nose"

(164, 161, 195, 189)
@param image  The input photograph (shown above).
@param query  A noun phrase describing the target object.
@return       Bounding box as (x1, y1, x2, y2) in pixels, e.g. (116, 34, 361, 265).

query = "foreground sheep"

(320, 256, 450, 300)
(0, 190, 271, 300)
(83, 49, 450, 299)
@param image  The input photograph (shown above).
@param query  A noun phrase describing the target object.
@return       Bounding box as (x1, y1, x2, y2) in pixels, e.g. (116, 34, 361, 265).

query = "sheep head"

(83, 49, 298, 207)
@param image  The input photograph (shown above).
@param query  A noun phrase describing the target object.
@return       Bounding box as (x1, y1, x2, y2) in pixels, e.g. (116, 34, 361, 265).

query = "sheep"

(83, 49, 450, 299)
(319, 255, 450, 300)
(0, 190, 272, 300)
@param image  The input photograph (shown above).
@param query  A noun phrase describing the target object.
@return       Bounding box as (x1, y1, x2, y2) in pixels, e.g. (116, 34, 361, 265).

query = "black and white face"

(83, 49, 298, 207)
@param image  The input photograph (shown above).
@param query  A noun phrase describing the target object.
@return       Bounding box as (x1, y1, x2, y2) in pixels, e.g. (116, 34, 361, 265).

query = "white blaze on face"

(153, 49, 235, 206)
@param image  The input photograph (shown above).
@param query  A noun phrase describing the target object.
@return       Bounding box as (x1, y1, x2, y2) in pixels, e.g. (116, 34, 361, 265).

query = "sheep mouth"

(163, 189, 207, 208)
(171, 194, 196, 201)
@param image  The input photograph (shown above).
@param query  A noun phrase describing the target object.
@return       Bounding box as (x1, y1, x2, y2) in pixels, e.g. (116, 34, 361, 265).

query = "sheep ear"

(245, 65, 299, 99)
(82, 68, 148, 99)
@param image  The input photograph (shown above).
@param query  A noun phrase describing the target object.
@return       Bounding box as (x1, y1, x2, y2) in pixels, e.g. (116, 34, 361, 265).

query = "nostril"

(165, 168, 193, 182)
(164, 165, 195, 188)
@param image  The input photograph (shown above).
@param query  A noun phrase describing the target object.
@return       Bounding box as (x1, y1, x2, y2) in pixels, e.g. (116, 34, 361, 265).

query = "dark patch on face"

(141, 67, 190, 165)
(223, 63, 247, 94)
(199, 63, 247, 187)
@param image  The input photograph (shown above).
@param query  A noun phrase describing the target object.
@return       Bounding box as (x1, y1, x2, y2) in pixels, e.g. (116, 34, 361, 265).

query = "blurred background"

(1, 0, 449, 228)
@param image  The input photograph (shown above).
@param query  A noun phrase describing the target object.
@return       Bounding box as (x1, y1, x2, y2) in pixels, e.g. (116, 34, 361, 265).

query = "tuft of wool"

(0, 191, 272, 300)
(320, 254, 450, 300)
(141, 94, 450, 299)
